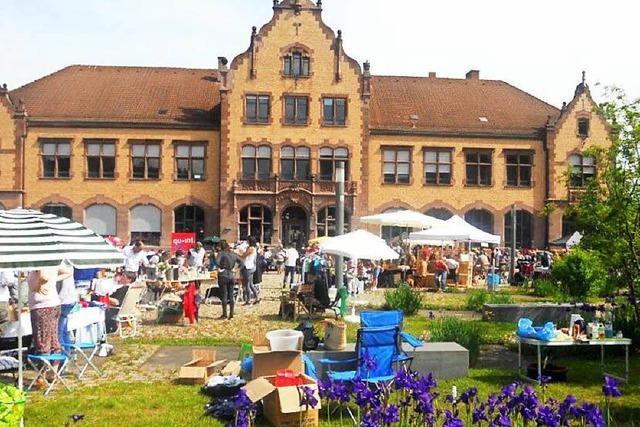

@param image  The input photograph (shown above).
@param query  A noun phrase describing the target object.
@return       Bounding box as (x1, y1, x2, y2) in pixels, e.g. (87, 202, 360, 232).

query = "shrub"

(551, 248, 607, 300)
(532, 278, 565, 299)
(429, 317, 481, 365)
(384, 284, 423, 315)
(465, 290, 513, 312)
(613, 301, 640, 350)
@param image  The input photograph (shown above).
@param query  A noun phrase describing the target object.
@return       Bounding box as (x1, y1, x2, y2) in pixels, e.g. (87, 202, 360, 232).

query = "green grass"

(26, 358, 640, 426)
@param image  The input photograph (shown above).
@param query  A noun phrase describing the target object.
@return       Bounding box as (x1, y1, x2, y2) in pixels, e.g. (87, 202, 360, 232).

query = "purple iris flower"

(472, 404, 488, 424)
(382, 404, 400, 425)
(602, 376, 622, 398)
(537, 405, 560, 427)
(539, 375, 552, 385)
(443, 409, 465, 427)
(299, 386, 318, 409)
(394, 368, 415, 391)
(500, 383, 518, 400)
(581, 402, 605, 427)
(361, 411, 381, 427)
(318, 378, 332, 399)
(461, 386, 478, 405)
(333, 381, 350, 404)
(362, 351, 377, 372)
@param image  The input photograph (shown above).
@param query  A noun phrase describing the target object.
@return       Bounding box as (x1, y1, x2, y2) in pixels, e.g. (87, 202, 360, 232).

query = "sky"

(1, 0, 638, 107)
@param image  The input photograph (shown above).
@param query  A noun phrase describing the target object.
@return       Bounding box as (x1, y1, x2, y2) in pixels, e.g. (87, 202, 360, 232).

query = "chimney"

(218, 57, 229, 89)
(428, 72, 436, 79)
(465, 70, 480, 80)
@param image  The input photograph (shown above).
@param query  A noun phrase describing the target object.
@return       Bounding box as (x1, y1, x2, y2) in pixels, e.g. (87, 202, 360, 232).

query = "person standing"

(123, 240, 149, 282)
(56, 262, 77, 346)
(444, 255, 460, 284)
(28, 265, 72, 355)
(216, 241, 241, 320)
(434, 256, 449, 292)
(283, 245, 299, 287)
(189, 242, 207, 270)
(240, 237, 260, 305)
(0, 270, 17, 335)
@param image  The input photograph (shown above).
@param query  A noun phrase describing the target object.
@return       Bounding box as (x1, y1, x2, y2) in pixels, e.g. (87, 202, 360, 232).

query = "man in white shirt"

(123, 240, 149, 281)
(189, 242, 207, 269)
(283, 245, 299, 287)
(444, 256, 460, 283)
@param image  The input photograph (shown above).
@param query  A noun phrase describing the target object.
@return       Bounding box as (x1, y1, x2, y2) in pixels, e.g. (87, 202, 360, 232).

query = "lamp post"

(509, 204, 517, 284)
(335, 161, 345, 290)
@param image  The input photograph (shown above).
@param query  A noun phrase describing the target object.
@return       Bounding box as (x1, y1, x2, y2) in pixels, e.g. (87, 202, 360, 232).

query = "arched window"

(465, 209, 494, 234)
(504, 210, 534, 249)
(319, 147, 349, 181)
(42, 203, 73, 219)
(280, 146, 310, 181)
(85, 204, 117, 236)
(316, 206, 351, 237)
(130, 205, 162, 246)
(239, 205, 273, 243)
(283, 51, 310, 77)
(562, 212, 578, 237)
(175, 205, 205, 242)
(425, 208, 453, 221)
(569, 154, 596, 187)
(242, 145, 271, 180)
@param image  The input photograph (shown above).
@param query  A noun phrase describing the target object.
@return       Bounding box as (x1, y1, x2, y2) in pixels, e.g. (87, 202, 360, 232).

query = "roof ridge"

(11, 64, 218, 92)
(371, 74, 504, 83)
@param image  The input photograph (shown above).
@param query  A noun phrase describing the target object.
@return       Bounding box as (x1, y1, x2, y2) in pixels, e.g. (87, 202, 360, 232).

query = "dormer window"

(578, 118, 590, 138)
(283, 51, 310, 77)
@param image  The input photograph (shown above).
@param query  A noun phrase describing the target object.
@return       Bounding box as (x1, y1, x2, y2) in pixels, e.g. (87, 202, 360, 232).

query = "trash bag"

(517, 318, 556, 341)
(203, 398, 236, 420)
(201, 376, 246, 398)
(295, 322, 320, 351)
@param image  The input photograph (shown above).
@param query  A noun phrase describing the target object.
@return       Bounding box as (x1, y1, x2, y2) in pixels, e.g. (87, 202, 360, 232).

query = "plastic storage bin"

(265, 329, 303, 351)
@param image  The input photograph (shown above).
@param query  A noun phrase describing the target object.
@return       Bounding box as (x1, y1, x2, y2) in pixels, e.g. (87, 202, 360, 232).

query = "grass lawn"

(26, 358, 640, 426)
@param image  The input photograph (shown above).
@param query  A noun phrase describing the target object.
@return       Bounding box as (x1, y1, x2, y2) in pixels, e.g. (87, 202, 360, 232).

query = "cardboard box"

(177, 349, 223, 384)
(244, 375, 321, 427)
(252, 333, 303, 379)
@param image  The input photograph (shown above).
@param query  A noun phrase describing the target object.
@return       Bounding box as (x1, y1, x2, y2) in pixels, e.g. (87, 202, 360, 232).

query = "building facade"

(0, 0, 610, 248)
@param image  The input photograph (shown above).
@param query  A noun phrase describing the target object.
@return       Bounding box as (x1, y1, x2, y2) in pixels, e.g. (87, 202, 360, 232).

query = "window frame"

(39, 138, 72, 179)
(505, 150, 533, 188)
(577, 117, 590, 138)
(423, 148, 453, 186)
(319, 147, 349, 182)
(382, 147, 412, 185)
(464, 149, 493, 187)
(241, 145, 272, 180)
(41, 203, 73, 219)
(504, 209, 534, 249)
(129, 140, 162, 180)
(174, 142, 207, 181)
(322, 97, 347, 126)
(464, 209, 495, 234)
(280, 146, 311, 181)
(568, 153, 596, 188)
(238, 205, 273, 244)
(425, 208, 453, 221)
(174, 205, 205, 242)
(84, 139, 116, 179)
(283, 51, 311, 78)
(244, 94, 271, 124)
(283, 95, 309, 125)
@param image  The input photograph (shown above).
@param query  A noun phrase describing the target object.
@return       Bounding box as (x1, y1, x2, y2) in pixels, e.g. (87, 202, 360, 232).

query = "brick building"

(0, 0, 610, 248)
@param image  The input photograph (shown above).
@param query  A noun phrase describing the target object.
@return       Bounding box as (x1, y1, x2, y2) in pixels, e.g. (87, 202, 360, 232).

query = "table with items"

(517, 336, 632, 384)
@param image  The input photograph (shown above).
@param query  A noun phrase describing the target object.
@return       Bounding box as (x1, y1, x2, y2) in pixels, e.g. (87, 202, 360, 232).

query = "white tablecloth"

(2, 306, 106, 344)
(93, 278, 122, 296)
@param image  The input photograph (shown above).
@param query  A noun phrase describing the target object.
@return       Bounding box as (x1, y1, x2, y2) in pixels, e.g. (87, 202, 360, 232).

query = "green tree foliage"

(572, 88, 640, 319)
(551, 248, 607, 300)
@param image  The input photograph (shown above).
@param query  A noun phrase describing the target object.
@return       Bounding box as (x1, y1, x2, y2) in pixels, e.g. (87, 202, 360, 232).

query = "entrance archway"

(281, 206, 308, 249)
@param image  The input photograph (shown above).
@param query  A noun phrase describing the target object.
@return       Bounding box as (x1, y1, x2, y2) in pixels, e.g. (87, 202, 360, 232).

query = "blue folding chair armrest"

(318, 357, 358, 365)
(28, 353, 67, 362)
(400, 331, 424, 348)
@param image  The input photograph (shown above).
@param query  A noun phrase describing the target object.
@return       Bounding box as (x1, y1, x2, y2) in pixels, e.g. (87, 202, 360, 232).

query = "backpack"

(295, 321, 320, 351)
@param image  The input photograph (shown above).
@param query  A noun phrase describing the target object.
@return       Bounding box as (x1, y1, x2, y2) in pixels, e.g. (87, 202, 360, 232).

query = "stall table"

(517, 336, 632, 384)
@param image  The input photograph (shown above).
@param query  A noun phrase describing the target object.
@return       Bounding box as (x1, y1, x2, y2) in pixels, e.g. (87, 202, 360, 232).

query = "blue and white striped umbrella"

(0, 209, 124, 270)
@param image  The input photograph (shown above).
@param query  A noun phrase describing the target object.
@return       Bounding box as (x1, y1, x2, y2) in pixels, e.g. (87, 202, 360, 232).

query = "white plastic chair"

(115, 285, 145, 338)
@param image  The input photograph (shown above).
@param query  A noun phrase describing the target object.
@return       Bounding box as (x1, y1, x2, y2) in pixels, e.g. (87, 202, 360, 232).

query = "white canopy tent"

(320, 229, 400, 260)
(360, 210, 444, 229)
(409, 215, 501, 245)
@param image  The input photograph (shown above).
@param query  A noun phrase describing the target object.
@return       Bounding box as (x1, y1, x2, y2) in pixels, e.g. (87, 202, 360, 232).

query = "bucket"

(487, 274, 500, 291)
(265, 329, 303, 351)
(324, 319, 347, 351)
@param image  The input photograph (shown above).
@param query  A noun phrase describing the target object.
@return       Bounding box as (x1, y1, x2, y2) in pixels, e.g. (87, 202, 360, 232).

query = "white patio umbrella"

(360, 210, 444, 229)
(0, 209, 125, 390)
(409, 215, 501, 245)
(320, 229, 400, 260)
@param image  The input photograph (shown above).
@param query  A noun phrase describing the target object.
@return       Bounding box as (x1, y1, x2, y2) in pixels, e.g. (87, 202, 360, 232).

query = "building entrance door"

(281, 206, 308, 250)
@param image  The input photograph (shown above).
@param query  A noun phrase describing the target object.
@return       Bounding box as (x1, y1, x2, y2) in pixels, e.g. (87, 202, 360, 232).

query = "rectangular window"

(465, 150, 492, 186)
(505, 151, 532, 187)
(383, 148, 411, 184)
(323, 97, 347, 125)
(284, 96, 309, 125)
(578, 118, 590, 137)
(423, 149, 452, 185)
(175, 143, 206, 181)
(283, 52, 310, 77)
(245, 94, 270, 123)
(40, 139, 71, 178)
(85, 139, 116, 179)
(130, 141, 161, 179)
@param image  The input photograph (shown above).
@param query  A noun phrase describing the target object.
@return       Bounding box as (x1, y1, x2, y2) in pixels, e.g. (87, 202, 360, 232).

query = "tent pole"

(17, 274, 23, 391)
(335, 162, 345, 291)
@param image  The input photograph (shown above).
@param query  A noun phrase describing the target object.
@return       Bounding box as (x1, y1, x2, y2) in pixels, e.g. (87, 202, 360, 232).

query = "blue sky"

(1, 0, 637, 107)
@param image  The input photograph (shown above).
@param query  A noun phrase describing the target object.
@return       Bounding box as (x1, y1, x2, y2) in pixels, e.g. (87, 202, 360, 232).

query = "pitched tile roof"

(10, 65, 221, 129)
(370, 75, 560, 137)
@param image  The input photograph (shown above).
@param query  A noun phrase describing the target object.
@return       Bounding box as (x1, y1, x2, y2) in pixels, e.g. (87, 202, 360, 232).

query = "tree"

(571, 87, 640, 320)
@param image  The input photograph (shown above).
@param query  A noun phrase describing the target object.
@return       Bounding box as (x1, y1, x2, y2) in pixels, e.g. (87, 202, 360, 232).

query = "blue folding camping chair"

(360, 310, 424, 368)
(320, 325, 400, 383)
